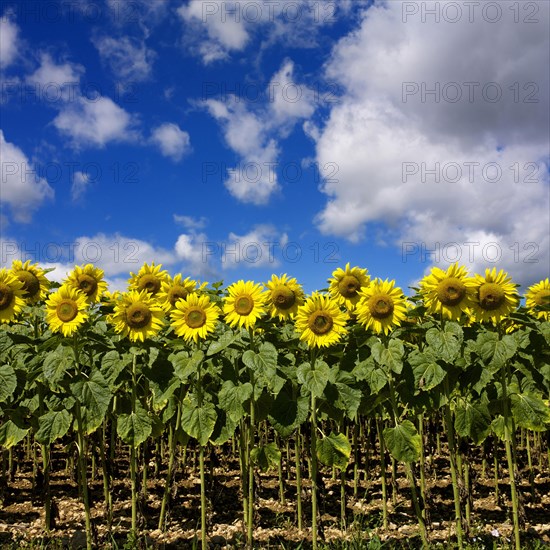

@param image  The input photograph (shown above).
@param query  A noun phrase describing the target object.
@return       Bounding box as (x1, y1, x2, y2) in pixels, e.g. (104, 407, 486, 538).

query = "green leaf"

(335, 383, 362, 420)
(0, 420, 29, 448)
(180, 399, 217, 446)
(218, 381, 253, 422)
(43, 345, 74, 387)
(511, 393, 550, 431)
(409, 350, 446, 391)
(117, 404, 153, 447)
(251, 442, 281, 472)
(372, 340, 404, 374)
(477, 332, 517, 372)
(0, 364, 17, 403)
(268, 385, 309, 438)
(100, 350, 131, 388)
(297, 361, 330, 398)
(316, 432, 351, 470)
(70, 370, 112, 434)
(454, 401, 491, 445)
(426, 323, 462, 363)
(383, 420, 421, 463)
(242, 343, 278, 377)
(170, 350, 204, 382)
(35, 410, 72, 445)
(206, 331, 236, 356)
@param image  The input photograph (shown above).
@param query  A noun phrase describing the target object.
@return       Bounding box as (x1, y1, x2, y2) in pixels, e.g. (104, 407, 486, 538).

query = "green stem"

(376, 417, 388, 531)
(200, 445, 207, 550)
(311, 393, 319, 550)
(75, 403, 93, 550)
(130, 353, 139, 538)
(295, 427, 303, 531)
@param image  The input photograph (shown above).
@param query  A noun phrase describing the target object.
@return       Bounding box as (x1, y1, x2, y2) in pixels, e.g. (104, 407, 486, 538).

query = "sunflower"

(171, 293, 220, 343)
(10, 260, 49, 302)
(419, 262, 476, 320)
(109, 290, 164, 342)
(0, 269, 26, 324)
(223, 280, 268, 330)
(128, 262, 169, 296)
(45, 285, 89, 336)
(525, 278, 550, 321)
(157, 274, 206, 312)
(328, 263, 370, 310)
(471, 268, 519, 324)
(265, 274, 305, 321)
(65, 264, 107, 303)
(295, 293, 348, 348)
(356, 279, 409, 335)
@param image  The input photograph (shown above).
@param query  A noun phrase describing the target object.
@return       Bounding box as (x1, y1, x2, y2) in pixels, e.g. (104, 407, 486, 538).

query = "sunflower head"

(265, 274, 305, 321)
(171, 293, 220, 343)
(471, 268, 519, 324)
(128, 263, 169, 296)
(295, 293, 348, 348)
(10, 260, 49, 303)
(419, 263, 476, 320)
(158, 274, 205, 312)
(66, 264, 107, 303)
(525, 278, 550, 321)
(356, 279, 409, 335)
(108, 289, 165, 342)
(223, 280, 268, 330)
(0, 269, 26, 324)
(328, 263, 370, 310)
(45, 285, 89, 336)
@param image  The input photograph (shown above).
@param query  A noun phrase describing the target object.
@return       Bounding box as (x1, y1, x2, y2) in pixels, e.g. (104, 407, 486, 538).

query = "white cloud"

(313, 0, 550, 286)
(71, 171, 91, 202)
(150, 123, 191, 161)
(174, 232, 215, 278)
(0, 16, 20, 69)
(92, 35, 155, 82)
(204, 59, 315, 204)
(53, 96, 139, 148)
(0, 130, 54, 223)
(223, 224, 289, 269)
(26, 53, 84, 103)
(174, 214, 208, 230)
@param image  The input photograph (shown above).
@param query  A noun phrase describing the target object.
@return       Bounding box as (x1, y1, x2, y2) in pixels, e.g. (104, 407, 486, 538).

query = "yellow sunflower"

(356, 279, 409, 335)
(471, 268, 519, 324)
(10, 260, 49, 302)
(157, 274, 206, 313)
(265, 274, 305, 321)
(171, 293, 220, 343)
(0, 269, 26, 324)
(223, 280, 268, 330)
(109, 290, 165, 342)
(328, 263, 370, 310)
(65, 264, 107, 303)
(45, 285, 89, 336)
(128, 262, 169, 296)
(295, 293, 348, 348)
(525, 278, 550, 321)
(419, 262, 476, 320)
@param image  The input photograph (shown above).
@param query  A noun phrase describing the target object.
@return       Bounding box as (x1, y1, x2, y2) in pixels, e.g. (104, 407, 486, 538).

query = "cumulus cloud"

(92, 35, 155, 82)
(0, 16, 20, 69)
(53, 96, 139, 148)
(313, 0, 550, 286)
(0, 130, 55, 223)
(71, 171, 91, 202)
(204, 59, 315, 204)
(150, 123, 191, 161)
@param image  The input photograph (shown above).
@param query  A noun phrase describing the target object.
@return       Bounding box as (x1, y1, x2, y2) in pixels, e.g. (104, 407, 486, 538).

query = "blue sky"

(1, 0, 549, 294)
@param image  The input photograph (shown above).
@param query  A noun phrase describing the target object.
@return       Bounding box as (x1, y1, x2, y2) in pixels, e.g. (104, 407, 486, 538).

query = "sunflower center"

(185, 307, 207, 329)
(533, 289, 550, 307)
(168, 285, 189, 307)
(367, 294, 394, 319)
(0, 283, 14, 310)
(478, 283, 506, 311)
(77, 274, 98, 297)
(272, 287, 296, 310)
(126, 303, 152, 328)
(436, 277, 467, 307)
(235, 295, 254, 315)
(138, 274, 161, 294)
(56, 299, 78, 322)
(338, 275, 360, 299)
(14, 270, 40, 298)
(308, 311, 334, 335)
